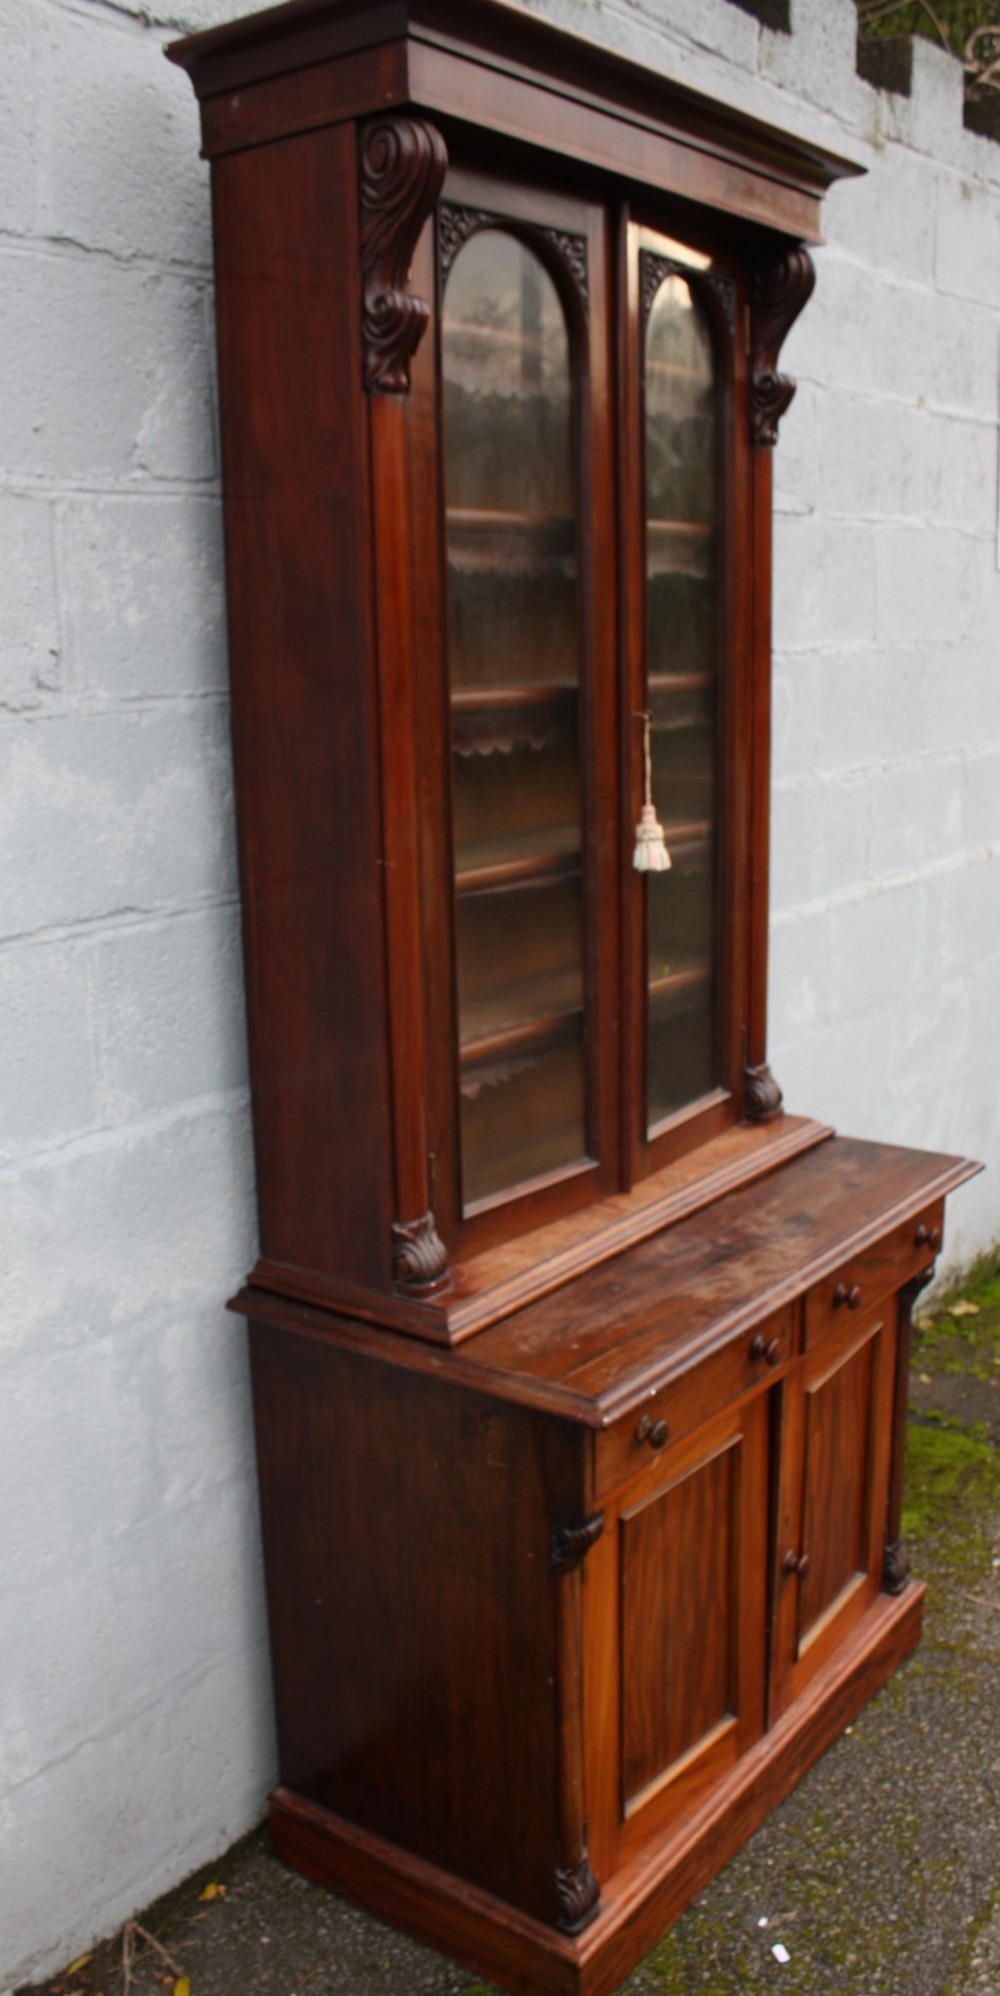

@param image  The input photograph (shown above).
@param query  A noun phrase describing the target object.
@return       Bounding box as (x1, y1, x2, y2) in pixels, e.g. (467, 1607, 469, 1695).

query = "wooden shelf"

(451, 680, 577, 710)
(459, 960, 583, 1066)
(648, 671, 712, 694)
(455, 827, 580, 896)
(655, 817, 712, 861)
(444, 318, 553, 352)
(646, 517, 712, 578)
(647, 958, 712, 1011)
(647, 518, 711, 541)
(447, 506, 573, 534)
(447, 506, 575, 579)
(649, 673, 713, 731)
(452, 680, 577, 756)
(646, 355, 715, 384)
(460, 1005, 584, 1075)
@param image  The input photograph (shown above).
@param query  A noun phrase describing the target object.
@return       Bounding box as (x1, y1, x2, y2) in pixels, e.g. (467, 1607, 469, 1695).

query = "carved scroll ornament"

(550, 1511, 605, 1573)
(360, 117, 448, 393)
(555, 1854, 601, 1933)
(750, 245, 815, 445)
(392, 1209, 449, 1293)
(743, 1061, 784, 1123)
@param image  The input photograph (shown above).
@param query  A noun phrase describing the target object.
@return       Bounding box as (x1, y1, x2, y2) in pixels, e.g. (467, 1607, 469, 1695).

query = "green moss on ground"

(906, 1251, 1000, 1585)
(902, 1419, 1000, 1549)
(913, 1255, 1000, 1382)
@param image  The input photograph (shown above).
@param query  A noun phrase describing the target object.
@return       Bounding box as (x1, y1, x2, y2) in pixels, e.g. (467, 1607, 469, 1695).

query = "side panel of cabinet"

(771, 1305, 896, 1720)
(248, 1320, 587, 1926)
(212, 126, 394, 1292)
(584, 1393, 768, 1878)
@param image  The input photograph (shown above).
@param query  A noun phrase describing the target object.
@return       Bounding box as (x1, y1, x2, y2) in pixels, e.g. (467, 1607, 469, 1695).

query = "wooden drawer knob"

(915, 1223, 942, 1252)
(637, 1413, 669, 1451)
(833, 1282, 862, 1311)
(749, 1332, 782, 1367)
(783, 1548, 811, 1580)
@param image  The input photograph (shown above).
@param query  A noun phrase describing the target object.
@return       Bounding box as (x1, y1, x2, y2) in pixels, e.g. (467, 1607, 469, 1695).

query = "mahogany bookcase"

(168, 7, 979, 1990)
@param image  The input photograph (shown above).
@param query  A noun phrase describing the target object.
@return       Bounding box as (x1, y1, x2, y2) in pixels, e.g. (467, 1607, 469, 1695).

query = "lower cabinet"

(250, 1143, 975, 1996)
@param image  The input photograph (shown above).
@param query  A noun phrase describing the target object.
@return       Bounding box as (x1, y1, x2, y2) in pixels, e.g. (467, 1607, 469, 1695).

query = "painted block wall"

(1, 0, 997, 1983)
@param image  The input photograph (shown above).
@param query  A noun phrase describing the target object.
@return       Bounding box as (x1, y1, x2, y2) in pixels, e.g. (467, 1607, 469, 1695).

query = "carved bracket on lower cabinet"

(884, 1264, 936, 1593)
(391, 1210, 449, 1294)
(750, 245, 815, 445)
(359, 116, 448, 393)
(882, 1540, 912, 1595)
(744, 1061, 784, 1122)
(550, 1512, 605, 1573)
(555, 1854, 601, 1934)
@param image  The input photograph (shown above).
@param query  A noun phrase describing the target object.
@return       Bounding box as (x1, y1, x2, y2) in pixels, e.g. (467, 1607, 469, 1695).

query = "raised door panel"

(585, 1394, 768, 1874)
(771, 1305, 896, 1720)
(622, 1438, 735, 1804)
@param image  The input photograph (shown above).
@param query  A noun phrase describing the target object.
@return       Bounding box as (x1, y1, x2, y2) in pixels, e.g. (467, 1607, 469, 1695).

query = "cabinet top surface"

(167, 0, 862, 223)
(241, 1135, 979, 1427)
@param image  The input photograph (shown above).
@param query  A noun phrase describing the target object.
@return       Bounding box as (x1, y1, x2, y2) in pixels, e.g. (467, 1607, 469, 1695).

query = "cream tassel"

(632, 710, 671, 873)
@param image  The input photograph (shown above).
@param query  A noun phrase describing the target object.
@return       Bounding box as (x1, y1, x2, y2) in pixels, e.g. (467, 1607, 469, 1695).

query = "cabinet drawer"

(595, 1305, 794, 1501)
(803, 1200, 944, 1350)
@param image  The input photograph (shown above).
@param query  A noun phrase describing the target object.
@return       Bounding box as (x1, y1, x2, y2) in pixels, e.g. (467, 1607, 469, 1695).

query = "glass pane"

(442, 228, 588, 1208)
(644, 270, 719, 1129)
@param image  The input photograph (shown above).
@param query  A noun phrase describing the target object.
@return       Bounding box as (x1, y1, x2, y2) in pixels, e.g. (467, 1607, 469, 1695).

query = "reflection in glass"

(644, 270, 719, 1129)
(442, 227, 587, 1208)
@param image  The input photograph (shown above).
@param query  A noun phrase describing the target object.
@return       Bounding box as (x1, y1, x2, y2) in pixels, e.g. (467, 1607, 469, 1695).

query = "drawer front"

(595, 1304, 795, 1502)
(803, 1199, 944, 1351)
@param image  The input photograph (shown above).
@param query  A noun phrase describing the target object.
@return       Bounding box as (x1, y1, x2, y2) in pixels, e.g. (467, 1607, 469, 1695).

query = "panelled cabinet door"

(770, 1305, 897, 1721)
(584, 1393, 768, 1878)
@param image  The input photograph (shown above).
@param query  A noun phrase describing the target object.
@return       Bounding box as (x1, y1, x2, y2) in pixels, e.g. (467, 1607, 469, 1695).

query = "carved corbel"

(555, 1854, 601, 1934)
(360, 116, 448, 393)
(550, 1512, 605, 1573)
(884, 1266, 935, 1593)
(391, 1210, 449, 1294)
(551, 1509, 603, 1936)
(750, 245, 815, 445)
(743, 1060, 784, 1123)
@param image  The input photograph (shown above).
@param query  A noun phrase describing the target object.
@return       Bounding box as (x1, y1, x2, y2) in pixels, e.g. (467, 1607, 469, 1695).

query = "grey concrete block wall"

(0, 2, 271, 1984)
(1, 0, 998, 1983)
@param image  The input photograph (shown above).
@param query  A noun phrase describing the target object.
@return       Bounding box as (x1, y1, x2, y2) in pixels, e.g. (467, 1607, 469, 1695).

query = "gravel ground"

(19, 1266, 1000, 1996)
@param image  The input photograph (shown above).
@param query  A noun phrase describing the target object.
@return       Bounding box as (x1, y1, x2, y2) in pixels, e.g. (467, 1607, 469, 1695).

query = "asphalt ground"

(19, 1261, 1000, 1996)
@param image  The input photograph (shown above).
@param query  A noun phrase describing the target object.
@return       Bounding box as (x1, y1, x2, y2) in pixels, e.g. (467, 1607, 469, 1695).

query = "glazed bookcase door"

(413, 170, 619, 1249)
(622, 219, 751, 1183)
